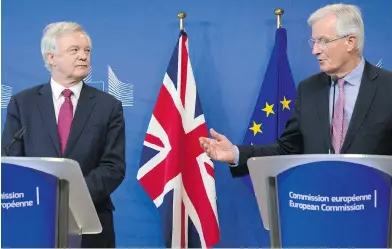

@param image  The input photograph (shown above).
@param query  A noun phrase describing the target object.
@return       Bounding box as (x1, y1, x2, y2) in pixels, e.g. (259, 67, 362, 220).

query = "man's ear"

(346, 35, 357, 53)
(46, 52, 56, 67)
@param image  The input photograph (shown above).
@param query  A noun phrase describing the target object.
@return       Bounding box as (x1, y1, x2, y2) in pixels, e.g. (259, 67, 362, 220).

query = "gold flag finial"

(274, 8, 284, 28)
(177, 12, 187, 31)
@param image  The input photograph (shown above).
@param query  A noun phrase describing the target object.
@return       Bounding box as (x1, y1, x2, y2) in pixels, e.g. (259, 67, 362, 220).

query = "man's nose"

(312, 43, 322, 55)
(78, 50, 88, 60)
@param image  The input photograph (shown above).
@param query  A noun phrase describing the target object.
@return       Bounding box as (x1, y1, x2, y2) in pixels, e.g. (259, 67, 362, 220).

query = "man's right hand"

(199, 128, 235, 164)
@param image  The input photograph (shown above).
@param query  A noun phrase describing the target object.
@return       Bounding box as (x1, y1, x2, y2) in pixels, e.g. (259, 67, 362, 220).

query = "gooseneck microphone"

(5, 126, 27, 156)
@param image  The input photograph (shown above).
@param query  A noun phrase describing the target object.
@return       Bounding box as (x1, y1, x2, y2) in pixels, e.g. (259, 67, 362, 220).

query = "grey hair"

(41, 22, 92, 71)
(307, 3, 364, 54)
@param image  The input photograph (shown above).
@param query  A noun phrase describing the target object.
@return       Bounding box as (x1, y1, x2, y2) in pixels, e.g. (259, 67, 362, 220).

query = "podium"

(1, 157, 102, 248)
(247, 154, 392, 248)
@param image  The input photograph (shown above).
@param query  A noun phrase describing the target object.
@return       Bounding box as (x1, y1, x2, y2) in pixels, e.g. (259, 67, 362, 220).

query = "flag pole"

(177, 11, 187, 31)
(274, 8, 284, 28)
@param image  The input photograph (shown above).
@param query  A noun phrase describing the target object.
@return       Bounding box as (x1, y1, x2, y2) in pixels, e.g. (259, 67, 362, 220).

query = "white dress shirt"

(50, 78, 83, 123)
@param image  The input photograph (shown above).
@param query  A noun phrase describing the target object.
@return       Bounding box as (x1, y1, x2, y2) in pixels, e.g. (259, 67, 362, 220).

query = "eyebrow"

(66, 45, 91, 50)
(312, 35, 330, 40)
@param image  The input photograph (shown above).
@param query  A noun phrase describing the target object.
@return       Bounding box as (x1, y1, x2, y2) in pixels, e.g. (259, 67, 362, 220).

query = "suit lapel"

(316, 74, 333, 153)
(64, 84, 96, 156)
(37, 84, 61, 156)
(341, 62, 379, 152)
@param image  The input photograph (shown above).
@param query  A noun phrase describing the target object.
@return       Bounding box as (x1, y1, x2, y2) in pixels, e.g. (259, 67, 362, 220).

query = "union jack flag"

(137, 30, 220, 248)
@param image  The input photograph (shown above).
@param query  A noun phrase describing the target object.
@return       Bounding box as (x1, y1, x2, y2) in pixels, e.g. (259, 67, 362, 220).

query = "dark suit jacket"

(1, 82, 126, 247)
(231, 61, 392, 177)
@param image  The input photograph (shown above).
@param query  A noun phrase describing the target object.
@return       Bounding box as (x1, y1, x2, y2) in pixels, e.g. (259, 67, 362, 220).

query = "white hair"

(307, 3, 364, 54)
(41, 22, 92, 71)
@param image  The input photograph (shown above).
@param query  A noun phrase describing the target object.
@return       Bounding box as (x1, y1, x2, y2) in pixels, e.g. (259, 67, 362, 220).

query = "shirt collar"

(50, 78, 83, 100)
(342, 56, 365, 86)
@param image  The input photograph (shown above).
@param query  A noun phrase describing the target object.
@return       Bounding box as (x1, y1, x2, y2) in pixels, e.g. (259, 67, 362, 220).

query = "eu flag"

(242, 27, 297, 191)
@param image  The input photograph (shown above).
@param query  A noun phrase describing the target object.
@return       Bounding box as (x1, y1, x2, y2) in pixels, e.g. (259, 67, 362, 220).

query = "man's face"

(48, 31, 91, 84)
(311, 15, 351, 75)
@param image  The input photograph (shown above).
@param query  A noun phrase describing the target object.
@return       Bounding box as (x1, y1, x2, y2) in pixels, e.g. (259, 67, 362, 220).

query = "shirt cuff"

(228, 145, 239, 167)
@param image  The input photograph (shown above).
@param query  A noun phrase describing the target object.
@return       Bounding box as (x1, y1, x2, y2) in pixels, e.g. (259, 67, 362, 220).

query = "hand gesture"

(199, 128, 235, 164)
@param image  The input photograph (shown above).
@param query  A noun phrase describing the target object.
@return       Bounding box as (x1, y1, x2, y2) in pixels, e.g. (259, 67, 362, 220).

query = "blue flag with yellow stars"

(242, 27, 297, 191)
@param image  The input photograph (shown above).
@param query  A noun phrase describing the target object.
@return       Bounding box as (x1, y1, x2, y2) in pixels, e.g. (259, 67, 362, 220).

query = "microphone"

(5, 126, 27, 156)
(329, 75, 339, 154)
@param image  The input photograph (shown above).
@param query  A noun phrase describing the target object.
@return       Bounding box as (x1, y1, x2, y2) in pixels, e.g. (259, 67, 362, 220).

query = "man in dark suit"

(199, 3, 392, 177)
(1, 22, 125, 248)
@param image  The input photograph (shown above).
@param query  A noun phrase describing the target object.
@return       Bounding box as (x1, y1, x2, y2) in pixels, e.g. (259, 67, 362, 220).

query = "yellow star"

(262, 102, 275, 117)
(280, 96, 292, 110)
(249, 121, 262, 136)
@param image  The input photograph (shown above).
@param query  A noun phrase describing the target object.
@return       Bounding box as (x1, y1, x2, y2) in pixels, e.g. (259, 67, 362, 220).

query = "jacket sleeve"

(83, 100, 126, 204)
(230, 83, 304, 177)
